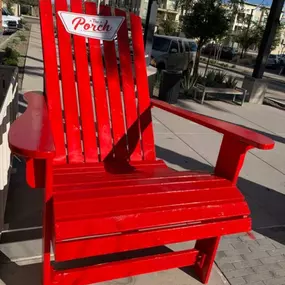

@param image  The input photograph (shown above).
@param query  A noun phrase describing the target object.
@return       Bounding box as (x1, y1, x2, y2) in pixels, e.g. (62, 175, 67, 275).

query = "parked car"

(202, 44, 237, 60)
(2, 8, 22, 34)
(150, 35, 197, 72)
(266, 54, 280, 68)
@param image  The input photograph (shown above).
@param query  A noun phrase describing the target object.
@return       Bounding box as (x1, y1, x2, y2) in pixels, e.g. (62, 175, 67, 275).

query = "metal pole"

(144, 0, 158, 65)
(252, 0, 285, 79)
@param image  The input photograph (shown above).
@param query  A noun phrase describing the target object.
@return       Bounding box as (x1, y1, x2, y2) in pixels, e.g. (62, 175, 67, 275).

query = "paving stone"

(223, 268, 254, 279)
(260, 255, 285, 265)
(250, 282, 266, 285)
(248, 243, 276, 251)
(233, 259, 262, 269)
(243, 271, 274, 283)
(271, 240, 285, 249)
(232, 241, 257, 250)
(258, 239, 278, 247)
(272, 269, 285, 278)
(265, 277, 285, 285)
(218, 241, 235, 252)
(267, 248, 285, 256)
(228, 277, 246, 285)
(224, 248, 252, 257)
(253, 263, 283, 272)
(278, 261, 285, 268)
(222, 236, 242, 243)
(216, 251, 226, 259)
(218, 263, 235, 272)
(242, 250, 270, 260)
(216, 255, 244, 265)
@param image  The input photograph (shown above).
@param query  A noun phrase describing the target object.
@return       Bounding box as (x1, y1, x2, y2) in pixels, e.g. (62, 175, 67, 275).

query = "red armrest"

(8, 92, 55, 159)
(151, 99, 274, 150)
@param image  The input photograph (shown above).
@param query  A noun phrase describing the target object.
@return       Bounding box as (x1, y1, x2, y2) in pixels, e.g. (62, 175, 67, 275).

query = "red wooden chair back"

(39, 0, 155, 164)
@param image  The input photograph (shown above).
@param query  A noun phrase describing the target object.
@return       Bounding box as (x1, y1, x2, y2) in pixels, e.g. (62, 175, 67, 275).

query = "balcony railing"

(0, 66, 18, 235)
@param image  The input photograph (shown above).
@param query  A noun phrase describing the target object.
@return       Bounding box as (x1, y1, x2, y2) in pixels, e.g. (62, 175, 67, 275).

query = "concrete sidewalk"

(1, 23, 285, 285)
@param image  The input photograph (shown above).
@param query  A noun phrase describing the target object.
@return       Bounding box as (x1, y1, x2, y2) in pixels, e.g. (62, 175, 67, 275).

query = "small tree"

(160, 17, 177, 36)
(182, 0, 230, 76)
(234, 25, 262, 58)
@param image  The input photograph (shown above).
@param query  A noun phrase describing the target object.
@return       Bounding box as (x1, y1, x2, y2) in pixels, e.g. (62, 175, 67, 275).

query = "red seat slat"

(54, 218, 251, 261)
(55, 202, 250, 240)
(70, 0, 98, 163)
(54, 179, 232, 201)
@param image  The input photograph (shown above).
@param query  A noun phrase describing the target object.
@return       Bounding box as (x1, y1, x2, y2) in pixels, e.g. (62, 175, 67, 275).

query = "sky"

(247, 0, 272, 5)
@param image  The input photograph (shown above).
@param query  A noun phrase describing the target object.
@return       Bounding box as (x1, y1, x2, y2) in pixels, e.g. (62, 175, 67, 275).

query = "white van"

(2, 8, 22, 34)
(151, 35, 197, 72)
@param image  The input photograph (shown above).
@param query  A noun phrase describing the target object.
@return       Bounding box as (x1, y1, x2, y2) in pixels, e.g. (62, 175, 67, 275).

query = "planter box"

(193, 84, 247, 105)
(0, 66, 18, 235)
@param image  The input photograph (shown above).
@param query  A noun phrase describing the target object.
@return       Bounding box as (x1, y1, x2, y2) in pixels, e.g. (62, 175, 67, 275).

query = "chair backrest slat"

(115, 8, 142, 161)
(100, 5, 128, 160)
(130, 13, 155, 160)
(40, 0, 156, 163)
(55, 0, 83, 163)
(70, 0, 98, 162)
(85, 2, 113, 162)
(39, 0, 66, 163)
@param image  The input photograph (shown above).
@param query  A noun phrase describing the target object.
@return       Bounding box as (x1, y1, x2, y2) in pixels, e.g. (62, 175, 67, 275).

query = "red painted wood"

(39, 0, 66, 163)
(42, 159, 53, 285)
(54, 179, 232, 202)
(215, 135, 253, 183)
(100, 6, 128, 160)
(54, 218, 251, 261)
(55, 0, 83, 163)
(54, 187, 244, 220)
(54, 173, 218, 193)
(53, 168, 213, 187)
(55, 202, 250, 240)
(70, 0, 98, 162)
(195, 237, 221, 284)
(53, 249, 199, 285)
(115, 8, 142, 161)
(151, 99, 275, 150)
(85, 2, 113, 162)
(53, 160, 167, 173)
(130, 13, 156, 160)
(26, 159, 46, 188)
(8, 92, 55, 159)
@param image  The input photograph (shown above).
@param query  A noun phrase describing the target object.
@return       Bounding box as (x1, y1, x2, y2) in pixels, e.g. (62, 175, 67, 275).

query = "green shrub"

(205, 70, 216, 87)
(19, 34, 26, 41)
(231, 64, 236, 68)
(3, 47, 20, 66)
(214, 70, 226, 84)
(225, 75, 238, 88)
(3, 57, 18, 66)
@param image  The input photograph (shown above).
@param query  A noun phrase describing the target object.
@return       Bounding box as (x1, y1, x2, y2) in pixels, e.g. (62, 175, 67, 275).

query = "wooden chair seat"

(52, 160, 250, 262)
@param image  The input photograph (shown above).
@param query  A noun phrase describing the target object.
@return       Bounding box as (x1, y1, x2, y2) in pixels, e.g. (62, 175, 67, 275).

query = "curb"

(22, 15, 39, 20)
(0, 31, 19, 50)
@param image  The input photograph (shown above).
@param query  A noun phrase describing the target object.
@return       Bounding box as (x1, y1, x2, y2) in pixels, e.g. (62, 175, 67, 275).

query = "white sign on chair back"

(58, 12, 124, 41)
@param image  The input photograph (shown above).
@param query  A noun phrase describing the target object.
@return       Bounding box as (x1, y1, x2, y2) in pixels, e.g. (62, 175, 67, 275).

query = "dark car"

(202, 44, 237, 60)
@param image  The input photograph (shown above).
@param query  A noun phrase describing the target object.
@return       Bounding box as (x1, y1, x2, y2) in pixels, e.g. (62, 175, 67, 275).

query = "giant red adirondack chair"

(8, 0, 274, 284)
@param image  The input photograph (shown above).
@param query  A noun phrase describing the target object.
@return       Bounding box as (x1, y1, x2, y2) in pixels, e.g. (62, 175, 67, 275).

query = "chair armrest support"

(151, 99, 275, 183)
(8, 92, 55, 159)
